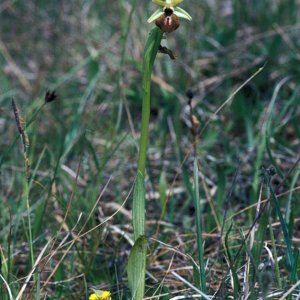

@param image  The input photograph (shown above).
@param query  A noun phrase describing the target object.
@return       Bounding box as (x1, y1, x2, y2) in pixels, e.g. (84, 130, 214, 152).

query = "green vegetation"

(0, 0, 299, 299)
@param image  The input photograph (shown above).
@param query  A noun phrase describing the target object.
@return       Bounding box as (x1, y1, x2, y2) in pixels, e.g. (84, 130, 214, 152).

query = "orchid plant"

(127, 1, 192, 299)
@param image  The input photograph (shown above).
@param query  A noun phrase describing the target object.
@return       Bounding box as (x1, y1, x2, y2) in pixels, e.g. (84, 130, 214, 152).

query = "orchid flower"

(148, 0, 192, 32)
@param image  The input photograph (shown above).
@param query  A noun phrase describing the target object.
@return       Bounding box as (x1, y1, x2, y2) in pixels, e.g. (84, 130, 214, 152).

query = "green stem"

(128, 27, 163, 300)
(137, 27, 163, 176)
(133, 27, 163, 240)
(25, 183, 35, 268)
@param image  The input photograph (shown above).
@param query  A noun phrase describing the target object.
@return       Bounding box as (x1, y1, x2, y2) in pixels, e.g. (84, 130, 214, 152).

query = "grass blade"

(159, 170, 167, 219)
(193, 159, 207, 293)
(266, 175, 297, 282)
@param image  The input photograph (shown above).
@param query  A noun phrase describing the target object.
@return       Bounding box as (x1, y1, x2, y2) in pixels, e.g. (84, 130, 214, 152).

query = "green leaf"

(127, 236, 147, 300)
(133, 171, 146, 241)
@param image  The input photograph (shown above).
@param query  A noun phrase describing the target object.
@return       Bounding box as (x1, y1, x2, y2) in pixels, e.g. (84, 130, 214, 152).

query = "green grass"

(0, 0, 300, 299)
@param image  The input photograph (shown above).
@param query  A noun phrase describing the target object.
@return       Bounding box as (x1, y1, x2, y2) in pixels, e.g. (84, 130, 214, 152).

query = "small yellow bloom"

(89, 290, 111, 300)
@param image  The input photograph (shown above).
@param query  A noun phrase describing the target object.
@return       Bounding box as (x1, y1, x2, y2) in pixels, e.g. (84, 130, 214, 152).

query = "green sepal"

(174, 6, 192, 20)
(147, 9, 164, 23)
(152, 0, 168, 7)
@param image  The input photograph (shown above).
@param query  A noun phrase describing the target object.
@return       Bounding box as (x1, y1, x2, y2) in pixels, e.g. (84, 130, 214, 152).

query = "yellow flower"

(89, 290, 111, 300)
(89, 294, 100, 300)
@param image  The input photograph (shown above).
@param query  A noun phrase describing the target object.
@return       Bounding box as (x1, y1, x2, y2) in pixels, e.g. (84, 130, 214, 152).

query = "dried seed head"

(186, 89, 194, 100)
(25, 156, 31, 179)
(11, 98, 31, 179)
(12, 98, 22, 134)
(45, 90, 58, 103)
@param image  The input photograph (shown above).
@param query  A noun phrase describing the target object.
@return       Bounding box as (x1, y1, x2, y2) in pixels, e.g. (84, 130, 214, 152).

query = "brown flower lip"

(155, 8, 180, 33)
